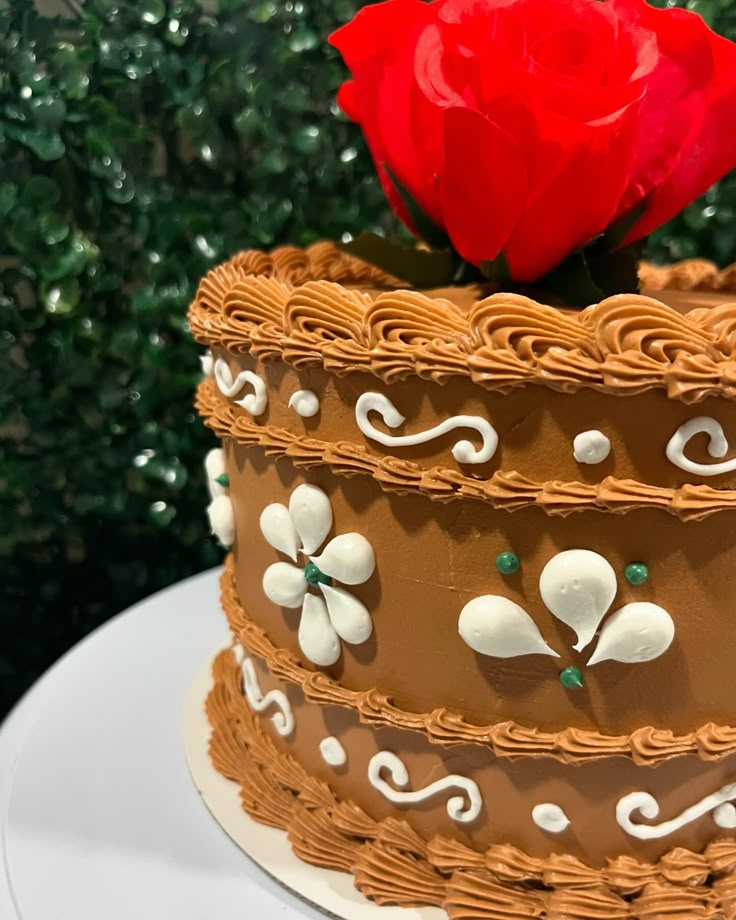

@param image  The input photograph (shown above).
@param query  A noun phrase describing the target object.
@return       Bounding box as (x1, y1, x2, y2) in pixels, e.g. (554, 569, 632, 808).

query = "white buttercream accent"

(666, 416, 736, 475)
(617, 783, 736, 840)
(532, 803, 570, 834)
(458, 596, 559, 658)
(368, 751, 482, 824)
(241, 656, 294, 737)
(298, 593, 340, 666)
(214, 357, 268, 417)
(262, 561, 307, 609)
(260, 484, 376, 665)
(588, 602, 675, 666)
(232, 643, 245, 666)
(260, 503, 299, 561)
(319, 737, 347, 768)
(289, 483, 333, 556)
(356, 392, 498, 465)
(310, 533, 376, 586)
(573, 430, 611, 464)
(207, 495, 235, 547)
(319, 583, 373, 644)
(539, 550, 617, 652)
(204, 447, 227, 498)
(200, 350, 214, 377)
(289, 389, 320, 418)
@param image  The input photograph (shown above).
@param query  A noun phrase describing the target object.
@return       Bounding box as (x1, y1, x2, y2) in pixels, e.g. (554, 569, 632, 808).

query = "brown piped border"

(197, 379, 736, 520)
(208, 643, 736, 917)
(220, 559, 736, 766)
(188, 243, 736, 404)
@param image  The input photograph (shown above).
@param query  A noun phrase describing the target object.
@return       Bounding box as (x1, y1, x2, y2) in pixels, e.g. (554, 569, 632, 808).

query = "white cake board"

(184, 651, 445, 920)
(0, 568, 443, 920)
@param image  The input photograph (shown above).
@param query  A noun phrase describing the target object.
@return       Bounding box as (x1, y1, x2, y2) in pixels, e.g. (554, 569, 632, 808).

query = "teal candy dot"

(304, 561, 330, 586)
(559, 666, 584, 690)
(495, 551, 520, 575)
(215, 472, 229, 488)
(625, 562, 649, 586)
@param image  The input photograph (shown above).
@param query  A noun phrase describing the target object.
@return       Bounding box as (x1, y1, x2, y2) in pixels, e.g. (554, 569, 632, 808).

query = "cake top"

(189, 243, 736, 403)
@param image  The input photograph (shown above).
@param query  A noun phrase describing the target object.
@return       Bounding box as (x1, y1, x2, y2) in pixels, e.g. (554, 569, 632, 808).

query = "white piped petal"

(200, 351, 214, 377)
(588, 602, 675, 666)
(539, 549, 617, 652)
(260, 503, 299, 561)
(299, 593, 340, 666)
(263, 562, 307, 608)
(207, 495, 235, 546)
(311, 533, 375, 586)
(289, 484, 333, 555)
(458, 596, 560, 658)
(204, 448, 227, 498)
(320, 583, 373, 645)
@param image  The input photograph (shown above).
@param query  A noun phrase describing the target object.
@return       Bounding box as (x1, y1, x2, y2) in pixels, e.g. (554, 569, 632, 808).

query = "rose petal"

(299, 593, 341, 666)
(207, 495, 235, 547)
(329, 0, 444, 228)
(620, 3, 736, 241)
(289, 484, 333, 556)
(263, 562, 307, 609)
(441, 107, 528, 269)
(259, 503, 299, 561)
(320, 584, 373, 645)
(310, 533, 376, 586)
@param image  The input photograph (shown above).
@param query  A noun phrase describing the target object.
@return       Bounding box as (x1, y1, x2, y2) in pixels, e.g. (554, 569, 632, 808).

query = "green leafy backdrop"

(1, 0, 734, 716)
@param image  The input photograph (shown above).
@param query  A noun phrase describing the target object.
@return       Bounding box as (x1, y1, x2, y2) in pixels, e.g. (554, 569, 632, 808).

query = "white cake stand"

(0, 569, 441, 920)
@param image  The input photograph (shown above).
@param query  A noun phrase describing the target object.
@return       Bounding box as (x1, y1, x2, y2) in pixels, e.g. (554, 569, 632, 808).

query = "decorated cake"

(189, 0, 736, 916)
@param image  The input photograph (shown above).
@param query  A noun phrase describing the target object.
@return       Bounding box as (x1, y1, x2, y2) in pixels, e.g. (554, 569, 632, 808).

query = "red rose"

(330, 0, 736, 282)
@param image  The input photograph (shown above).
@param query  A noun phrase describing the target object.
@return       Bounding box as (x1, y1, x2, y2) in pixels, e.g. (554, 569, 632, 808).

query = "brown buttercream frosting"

(219, 558, 736, 765)
(208, 644, 736, 917)
(197, 380, 736, 519)
(189, 244, 736, 403)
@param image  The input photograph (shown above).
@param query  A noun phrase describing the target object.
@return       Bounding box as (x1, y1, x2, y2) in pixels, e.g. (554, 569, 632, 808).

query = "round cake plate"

(184, 653, 445, 920)
(0, 568, 442, 920)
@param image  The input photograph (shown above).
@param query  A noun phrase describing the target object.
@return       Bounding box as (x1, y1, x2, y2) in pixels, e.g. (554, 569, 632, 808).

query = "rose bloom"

(330, 0, 736, 282)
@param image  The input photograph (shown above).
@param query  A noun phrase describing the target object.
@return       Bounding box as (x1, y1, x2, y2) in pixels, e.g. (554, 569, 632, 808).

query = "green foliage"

(1, 0, 734, 714)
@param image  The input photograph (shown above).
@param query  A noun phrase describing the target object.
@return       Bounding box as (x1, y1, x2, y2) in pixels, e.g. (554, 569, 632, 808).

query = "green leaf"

(0, 182, 17, 216)
(382, 162, 451, 251)
(21, 175, 62, 209)
(140, 0, 166, 25)
(599, 200, 648, 252)
(339, 232, 457, 287)
(4, 125, 65, 160)
(41, 277, 81, 314)
(479, 252, 511, 286)
(537, 251, 605, 310)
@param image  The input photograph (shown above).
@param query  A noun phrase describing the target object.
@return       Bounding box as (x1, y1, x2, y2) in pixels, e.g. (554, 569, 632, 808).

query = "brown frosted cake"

(189, 246, 736, 915)
(187, 0, 736, 913)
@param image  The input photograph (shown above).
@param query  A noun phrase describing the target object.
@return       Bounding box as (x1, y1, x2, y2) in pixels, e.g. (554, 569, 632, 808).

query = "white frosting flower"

(260, 484, 376, 666)
(459, 549, 675, 669)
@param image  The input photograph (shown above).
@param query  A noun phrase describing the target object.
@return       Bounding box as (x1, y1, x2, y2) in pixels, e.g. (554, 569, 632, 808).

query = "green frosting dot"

(215, 473, 229, 488)
(304, 561, 330, 586)
(559, 666, 584, 690)
(625, 562, 649, 586)
(495, 551, 520, 575)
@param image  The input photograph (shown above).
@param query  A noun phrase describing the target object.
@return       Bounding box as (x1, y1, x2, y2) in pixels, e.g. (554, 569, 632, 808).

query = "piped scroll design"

(239, 649, 295, 737)
(367, 751, 482, 824)
(666, 416, 736, 476)
(214, 357, 268, 417)
(617, 783, 736, 840)
(356, 392, 498, 465)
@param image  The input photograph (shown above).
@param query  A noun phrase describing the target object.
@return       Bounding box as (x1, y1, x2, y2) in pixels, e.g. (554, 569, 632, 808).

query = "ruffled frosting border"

(220, 559, 736, 766)
(197, 379, 736, 520)
(208, 641, 736, 917)
(188, 243, 736, 403)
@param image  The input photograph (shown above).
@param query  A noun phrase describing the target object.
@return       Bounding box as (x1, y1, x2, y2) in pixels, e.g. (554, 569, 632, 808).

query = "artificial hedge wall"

(1, 0, 735, 716)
